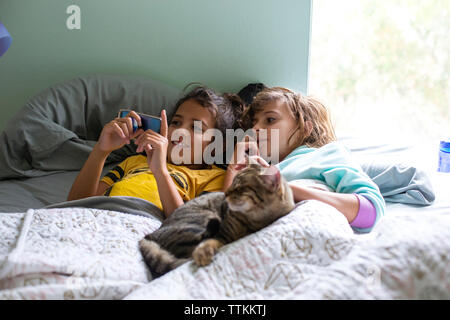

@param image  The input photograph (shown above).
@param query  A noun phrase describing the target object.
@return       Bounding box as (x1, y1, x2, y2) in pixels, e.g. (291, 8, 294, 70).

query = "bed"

(0, 75, 449, 300)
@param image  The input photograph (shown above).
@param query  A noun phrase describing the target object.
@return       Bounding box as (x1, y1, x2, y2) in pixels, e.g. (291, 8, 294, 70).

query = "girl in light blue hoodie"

(228, 87, 385, 233)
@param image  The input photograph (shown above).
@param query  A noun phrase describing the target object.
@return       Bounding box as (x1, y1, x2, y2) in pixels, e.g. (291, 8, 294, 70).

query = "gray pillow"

(0, 74, 181, 180)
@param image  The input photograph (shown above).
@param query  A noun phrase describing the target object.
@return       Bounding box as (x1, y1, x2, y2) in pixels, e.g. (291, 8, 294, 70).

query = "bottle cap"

(440, 140, 450, 153)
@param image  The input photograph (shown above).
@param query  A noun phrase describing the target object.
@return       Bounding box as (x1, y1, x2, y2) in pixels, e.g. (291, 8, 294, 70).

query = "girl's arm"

(289, 183, 359, 223)
(280, 143, 385, 232)
(153, 169, 185, 218)
(67, 145, 110, 200)
(134, 110, 184, 218)
(222, 165, 239, 192)
(68, 111, 143, 201)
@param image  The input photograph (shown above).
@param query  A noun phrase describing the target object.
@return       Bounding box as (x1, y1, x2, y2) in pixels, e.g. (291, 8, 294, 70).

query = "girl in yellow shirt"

(67, 86, 243, 218)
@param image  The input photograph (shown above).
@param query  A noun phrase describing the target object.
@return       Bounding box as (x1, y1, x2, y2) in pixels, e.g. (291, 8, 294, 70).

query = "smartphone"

(118, 109, 162, 133)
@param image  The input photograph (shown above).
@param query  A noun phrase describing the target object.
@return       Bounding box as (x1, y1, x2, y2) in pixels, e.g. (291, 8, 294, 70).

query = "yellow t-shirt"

(100, 155, 225, 210)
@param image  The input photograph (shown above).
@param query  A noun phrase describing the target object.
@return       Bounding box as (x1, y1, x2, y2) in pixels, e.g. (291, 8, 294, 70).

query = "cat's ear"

(261, 165, 280, 191)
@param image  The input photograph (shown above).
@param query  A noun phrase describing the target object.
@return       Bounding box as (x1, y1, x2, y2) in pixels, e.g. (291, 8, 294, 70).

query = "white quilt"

(1, 200, 449, 300)
(0, 207, 161, 299)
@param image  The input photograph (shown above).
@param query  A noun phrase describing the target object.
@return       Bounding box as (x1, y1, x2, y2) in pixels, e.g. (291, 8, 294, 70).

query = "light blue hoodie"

(276, 142, 385, 233)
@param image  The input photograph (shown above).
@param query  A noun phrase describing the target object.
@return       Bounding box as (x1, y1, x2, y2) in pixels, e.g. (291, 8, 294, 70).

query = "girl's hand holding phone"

(96, 110, 144, 154)
(134, 110, 169, 174)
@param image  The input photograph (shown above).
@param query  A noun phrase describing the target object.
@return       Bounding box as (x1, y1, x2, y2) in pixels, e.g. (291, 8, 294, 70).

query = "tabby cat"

(139, 164, 295, 278)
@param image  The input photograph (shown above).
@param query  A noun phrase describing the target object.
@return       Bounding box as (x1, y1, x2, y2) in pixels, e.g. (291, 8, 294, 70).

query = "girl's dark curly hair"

(171, 83, 245, 136)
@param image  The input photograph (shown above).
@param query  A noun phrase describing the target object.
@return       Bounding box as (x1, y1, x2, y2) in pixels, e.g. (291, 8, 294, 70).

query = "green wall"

(0, 0, 312, 131)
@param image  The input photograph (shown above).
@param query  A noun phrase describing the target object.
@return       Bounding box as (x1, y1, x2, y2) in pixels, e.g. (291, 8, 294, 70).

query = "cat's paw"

(193, 239, 218, 266)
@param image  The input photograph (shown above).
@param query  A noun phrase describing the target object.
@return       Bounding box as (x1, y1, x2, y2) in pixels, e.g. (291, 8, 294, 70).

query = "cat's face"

(225, 164, 295, 228)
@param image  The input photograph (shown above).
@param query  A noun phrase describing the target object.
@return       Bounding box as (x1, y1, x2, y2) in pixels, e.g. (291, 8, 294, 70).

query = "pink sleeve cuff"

(350, 194, 377, 229)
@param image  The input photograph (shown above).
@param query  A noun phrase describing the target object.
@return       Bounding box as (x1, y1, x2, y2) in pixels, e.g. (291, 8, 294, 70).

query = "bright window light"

(309, 0, 450, 144)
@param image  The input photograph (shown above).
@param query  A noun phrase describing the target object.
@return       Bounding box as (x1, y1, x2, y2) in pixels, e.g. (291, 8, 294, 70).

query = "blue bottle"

(438, 140, 450, 173)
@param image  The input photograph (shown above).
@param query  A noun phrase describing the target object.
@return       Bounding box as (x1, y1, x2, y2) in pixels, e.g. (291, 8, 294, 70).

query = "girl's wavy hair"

(170, 83, 245, 137)
(240, 87, 336, 148)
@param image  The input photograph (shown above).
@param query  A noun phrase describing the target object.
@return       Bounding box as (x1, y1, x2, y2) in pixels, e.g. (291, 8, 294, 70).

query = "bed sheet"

(340, 137, 449, 207)
(0, 163, 117, 213)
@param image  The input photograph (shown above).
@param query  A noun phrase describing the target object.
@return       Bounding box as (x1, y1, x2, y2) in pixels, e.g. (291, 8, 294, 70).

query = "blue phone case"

(118, 110, 161, 133)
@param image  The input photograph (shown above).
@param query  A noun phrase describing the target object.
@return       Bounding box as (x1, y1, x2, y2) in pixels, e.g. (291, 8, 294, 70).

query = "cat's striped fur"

(139, 164, 295, 278)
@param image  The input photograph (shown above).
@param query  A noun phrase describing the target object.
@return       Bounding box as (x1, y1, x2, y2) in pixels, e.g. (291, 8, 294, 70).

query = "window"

(309, 0, 449, 144)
